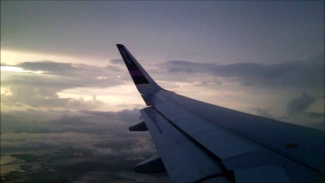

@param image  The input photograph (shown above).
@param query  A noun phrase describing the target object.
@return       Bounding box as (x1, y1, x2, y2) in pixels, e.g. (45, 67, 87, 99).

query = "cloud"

(1, 86, 105, 109)
(286, 91, 316, 116)
(110, 59, 124, 65)
(3, 61, 119, 81)
(212, 60, 324, 89)
(166, 52, 198, 60)
(80, 108, 141, 124)
(0, 132, 103, 152)
(253, 108, 274, 119)
(1, 61, 128, 109)
(18, 61, 77, 76)
(163, 60, 213, 74)
(14, 61, 124, 85)
(308, 112, 324, 119)
(106, 65, 122, 72)
(0, 108, 151, 155)
(56, 115, 90, 126)
(162, 57, 324, 90)
(0, 107, 161, 182)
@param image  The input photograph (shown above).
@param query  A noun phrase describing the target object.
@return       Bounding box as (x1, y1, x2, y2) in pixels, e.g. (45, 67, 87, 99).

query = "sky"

(1, 1, 324, 182)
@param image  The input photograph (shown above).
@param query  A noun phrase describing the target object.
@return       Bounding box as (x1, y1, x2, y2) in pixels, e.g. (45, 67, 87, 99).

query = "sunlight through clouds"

(1, 65, 44, 74)
(1, 87, 12, 96)
(0, 49, 110, 66)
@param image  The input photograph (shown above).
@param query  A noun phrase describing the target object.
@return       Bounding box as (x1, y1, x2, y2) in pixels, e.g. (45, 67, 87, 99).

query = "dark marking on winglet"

(116, 44, 150, 85)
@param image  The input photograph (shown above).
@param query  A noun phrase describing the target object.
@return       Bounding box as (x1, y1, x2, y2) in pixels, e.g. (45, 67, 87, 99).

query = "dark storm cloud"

(286, 91, 316, 116)
(163, 57, 324, 90)
(211, 60, 324, 88)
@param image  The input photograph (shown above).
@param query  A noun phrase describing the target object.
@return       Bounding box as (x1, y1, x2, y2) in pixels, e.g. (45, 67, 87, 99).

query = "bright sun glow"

(1, 66, 23, 72)
(57, 85, 144, 111)
(0, 49, 109, 67)
(1, 87, 12, 96)
(0, 66, 43, 74)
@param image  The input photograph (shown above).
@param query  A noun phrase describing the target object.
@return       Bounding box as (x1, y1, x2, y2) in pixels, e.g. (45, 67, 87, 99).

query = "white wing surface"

(116, 44, 324, 183)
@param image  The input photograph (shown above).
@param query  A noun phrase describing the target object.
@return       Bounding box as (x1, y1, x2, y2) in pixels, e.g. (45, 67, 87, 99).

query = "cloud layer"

(0, 107, 167, 182)
(163, 57, 324, 90)
(1, 61, 129, 109)
(286, 91, 316, 116)
(1, 108, 153, 155)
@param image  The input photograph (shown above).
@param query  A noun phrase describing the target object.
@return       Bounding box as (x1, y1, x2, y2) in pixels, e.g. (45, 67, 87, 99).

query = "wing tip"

(116, 44, 125, 48)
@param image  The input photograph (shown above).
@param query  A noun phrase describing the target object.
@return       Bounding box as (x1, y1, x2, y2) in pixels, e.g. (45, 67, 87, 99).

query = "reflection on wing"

(116, 44, 324, 183)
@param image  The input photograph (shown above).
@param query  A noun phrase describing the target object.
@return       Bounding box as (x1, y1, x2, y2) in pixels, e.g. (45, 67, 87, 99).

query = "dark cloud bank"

(163, 57, 324, 90)
(286, 91, 316, 116)
(285, 91, 324, 130)
(161, 57, 324, 130)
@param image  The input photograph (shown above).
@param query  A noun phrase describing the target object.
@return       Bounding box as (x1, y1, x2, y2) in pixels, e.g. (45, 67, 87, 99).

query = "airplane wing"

(116, 44, 324, 183)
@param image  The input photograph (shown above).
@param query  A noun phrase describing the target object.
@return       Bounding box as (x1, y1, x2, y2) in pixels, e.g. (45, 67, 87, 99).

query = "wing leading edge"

(116, 44, 324, 183)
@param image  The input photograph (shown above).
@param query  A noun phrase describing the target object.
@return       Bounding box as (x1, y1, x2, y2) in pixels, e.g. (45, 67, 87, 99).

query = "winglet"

(116, 44, 162, 94)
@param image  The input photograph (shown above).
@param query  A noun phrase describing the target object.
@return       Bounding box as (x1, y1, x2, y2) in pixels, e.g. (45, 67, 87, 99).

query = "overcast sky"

(1, 1, 324, 182)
